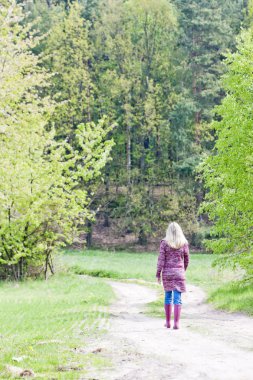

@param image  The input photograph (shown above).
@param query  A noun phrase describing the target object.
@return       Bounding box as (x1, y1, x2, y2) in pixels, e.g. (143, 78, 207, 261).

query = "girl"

(156, 222, 189, 329)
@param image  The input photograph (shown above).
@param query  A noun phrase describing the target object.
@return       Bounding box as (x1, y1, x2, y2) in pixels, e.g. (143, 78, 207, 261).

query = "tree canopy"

(0, 0, 251, 278)
(200, 28, 253, 278)
(0, 1, 113, 279)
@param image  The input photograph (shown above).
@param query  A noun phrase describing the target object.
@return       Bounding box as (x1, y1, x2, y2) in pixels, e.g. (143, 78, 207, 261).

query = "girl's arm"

(156, 240, 166, 280)
(184, 244, 190, 270)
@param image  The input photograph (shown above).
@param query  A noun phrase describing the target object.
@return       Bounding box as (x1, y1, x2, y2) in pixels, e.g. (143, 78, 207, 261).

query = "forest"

(0, 0, 253, 281)
(2, 1, 253, 378)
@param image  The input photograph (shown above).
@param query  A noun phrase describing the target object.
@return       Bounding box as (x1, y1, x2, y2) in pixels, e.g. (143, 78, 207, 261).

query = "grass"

(0, 273, 114, 379)
(209, 281, 253, 316)
(61, 249, 157, 281)
(60, 249, 220, 319)
(61, 249, 252, 316)
(61, 248, 229, 289)
(0, 248, 252, 378)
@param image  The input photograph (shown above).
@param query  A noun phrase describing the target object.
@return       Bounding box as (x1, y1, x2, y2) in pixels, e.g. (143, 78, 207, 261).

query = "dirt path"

(81, 281, 253, 380)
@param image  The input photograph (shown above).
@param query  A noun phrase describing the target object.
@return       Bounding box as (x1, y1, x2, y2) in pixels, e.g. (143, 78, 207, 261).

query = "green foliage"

(44, 1, 94, 139)
(0, 2, 113, 279)
(89, 0, 245, 246)
(30, 0, 244, 249)
(92, 0, 197, 241)
(171, 0, 245, 153)
(0, 0, 249, 270)
(94, 0, 177, 156)
(173, 0, 243, 115)
(107, 188, 198, 244)
(200, 28, 253, 277)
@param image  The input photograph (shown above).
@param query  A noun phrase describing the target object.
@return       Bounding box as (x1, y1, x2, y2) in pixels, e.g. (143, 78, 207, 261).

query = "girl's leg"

(165, 290, 172, 305)
(164, 291, 172, 328)
(173, 290, 182, 305)
(173, 290, 182, 329)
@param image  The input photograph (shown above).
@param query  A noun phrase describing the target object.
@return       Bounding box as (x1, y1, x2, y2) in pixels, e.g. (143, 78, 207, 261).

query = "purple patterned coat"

(156, 240, 190, 293)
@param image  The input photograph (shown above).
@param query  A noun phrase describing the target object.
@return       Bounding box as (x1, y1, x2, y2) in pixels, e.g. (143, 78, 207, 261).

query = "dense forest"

(1, 0, 253, 279)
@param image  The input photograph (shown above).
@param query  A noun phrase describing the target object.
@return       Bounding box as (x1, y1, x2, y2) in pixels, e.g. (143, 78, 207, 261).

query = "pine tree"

(44, 2, 94, 140)
(172, 1, 235, 133)
(92, 0, 199, 242)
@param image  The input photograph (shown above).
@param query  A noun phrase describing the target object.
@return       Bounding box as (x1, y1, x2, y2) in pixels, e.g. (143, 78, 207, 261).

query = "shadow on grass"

(69, 265, 124, 279)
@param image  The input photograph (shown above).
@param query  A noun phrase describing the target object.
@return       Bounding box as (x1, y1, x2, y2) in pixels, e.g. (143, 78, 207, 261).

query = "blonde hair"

(164, 222, 188, 249)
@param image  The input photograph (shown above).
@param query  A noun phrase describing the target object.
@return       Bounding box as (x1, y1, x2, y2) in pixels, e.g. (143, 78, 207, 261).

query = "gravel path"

(81, 281, 253, 380)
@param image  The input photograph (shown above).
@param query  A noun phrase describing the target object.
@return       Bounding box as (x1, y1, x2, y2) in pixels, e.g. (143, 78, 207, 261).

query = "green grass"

(61, 249, 227, 288)
(61, 249, 251, 317)
(0, 249, 251, 378)
(61, 249, 157, 281)
(209, 281, 253, 316)
(0, 273, 114, 379)
(60, 249, 220, 319)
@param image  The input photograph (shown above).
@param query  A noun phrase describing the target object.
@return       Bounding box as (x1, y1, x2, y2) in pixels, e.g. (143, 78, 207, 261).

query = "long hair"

(164, 222, 188, 249)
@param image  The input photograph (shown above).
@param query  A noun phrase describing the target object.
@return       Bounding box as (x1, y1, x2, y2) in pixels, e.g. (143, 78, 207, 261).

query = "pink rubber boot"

(173, 305, 181, 329)
(164, 304, 172, 328)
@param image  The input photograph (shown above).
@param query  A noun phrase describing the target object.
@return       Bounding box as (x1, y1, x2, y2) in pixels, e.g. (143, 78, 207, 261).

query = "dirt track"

(81, 281, 253, 380)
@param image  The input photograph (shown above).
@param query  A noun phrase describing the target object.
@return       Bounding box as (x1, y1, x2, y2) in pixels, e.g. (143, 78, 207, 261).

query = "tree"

(200, 28, 253, 278)
(92, 0, 196, 243)
(0, 1, 114, 279)
(169, 0, 246, 222)
(17, 0, 247, 250)
(171, 0, 245, 151)
(44, 1, 94, 140)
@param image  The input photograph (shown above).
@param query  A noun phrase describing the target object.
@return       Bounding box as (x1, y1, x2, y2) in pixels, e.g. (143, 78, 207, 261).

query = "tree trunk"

(156, 125, 161, 158)
(48, 254, 55, 275)
(126, 124, 131, 188)
(86, 220, 93, 248)
(140, 137, 145, 177)
(103, 172, 110, 227)
(138, 227, 147, 245)
(18, 257, 24, 280)
(44, 252, 54, 279)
